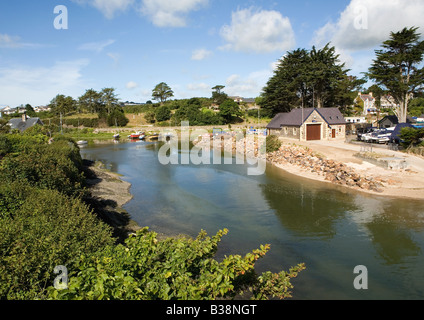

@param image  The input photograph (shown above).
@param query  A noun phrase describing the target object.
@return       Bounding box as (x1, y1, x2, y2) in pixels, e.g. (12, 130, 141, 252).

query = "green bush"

(0, 182, 114, 299)
(107, 108, 129, 127)
(48, 228, 305, 300)
(0, 139, 86, 197)
(400, 127, 424, 148)
(264, 135, 282, 153)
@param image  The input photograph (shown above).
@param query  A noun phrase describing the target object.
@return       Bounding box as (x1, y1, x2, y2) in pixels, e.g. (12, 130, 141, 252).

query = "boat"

(149, 133, 159, 140)
(128, 131, 144, 139)
(139, 134, 146, 140)
(77, 140, 88, 145)
(113, 133, 120, 140)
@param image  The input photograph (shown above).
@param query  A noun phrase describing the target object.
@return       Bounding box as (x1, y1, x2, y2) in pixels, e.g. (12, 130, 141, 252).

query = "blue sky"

(1, 0, 423, 107)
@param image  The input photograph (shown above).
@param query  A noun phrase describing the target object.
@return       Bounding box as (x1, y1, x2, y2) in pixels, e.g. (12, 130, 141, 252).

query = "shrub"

(48, 228, 305, 300)
(0, 139, 86, 197)
(107, 109, 129, 127)
(155, 105, 171, 122)
(0, 182, 113, 299)
(400, 127, 424, 148)
(264, 135, 282, 153)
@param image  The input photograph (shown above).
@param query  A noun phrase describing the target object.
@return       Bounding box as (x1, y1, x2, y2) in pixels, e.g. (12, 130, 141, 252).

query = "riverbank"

(83, 160, 141, 241)
(271, 139, 424, 200)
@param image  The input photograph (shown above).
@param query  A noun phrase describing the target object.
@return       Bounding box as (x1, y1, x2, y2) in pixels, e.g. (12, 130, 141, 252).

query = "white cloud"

(126, 81, 138, 89)
(313, 0, 424, 51)
(0, 60, 90, 106)
(225, 69, 273, 97)
(0, 33, 42, 49)
(220, 7, 295, 54)
(191, 49, 213, 61)
(140, 0, 208, 27)
(72, 0, 135, 19)
(78, 39, 116, 53)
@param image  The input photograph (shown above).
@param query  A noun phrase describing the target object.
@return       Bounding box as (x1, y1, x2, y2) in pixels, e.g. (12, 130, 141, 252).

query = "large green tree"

(212, 85, 228, 105)
(100, 88, 120, 115)
(309, 44, 348, 108)
(367, 27, 424, 123)
(49, 94, 77, 116)
(152, 82, 174, 104)
(78, 89, 102, 114)
(260, 44, 348, 117)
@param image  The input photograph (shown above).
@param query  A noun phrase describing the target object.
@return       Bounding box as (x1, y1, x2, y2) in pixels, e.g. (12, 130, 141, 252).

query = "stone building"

(266, 108, 347, 141)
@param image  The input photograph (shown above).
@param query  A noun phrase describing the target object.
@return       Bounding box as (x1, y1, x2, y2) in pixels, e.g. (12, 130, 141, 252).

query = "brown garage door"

(307, 124, 321, 141)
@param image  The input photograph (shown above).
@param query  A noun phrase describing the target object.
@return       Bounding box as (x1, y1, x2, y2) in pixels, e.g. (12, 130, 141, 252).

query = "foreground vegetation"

(0, 130, 305, 300)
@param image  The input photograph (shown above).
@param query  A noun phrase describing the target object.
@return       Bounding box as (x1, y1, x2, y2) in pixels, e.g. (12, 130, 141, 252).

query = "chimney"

(22, 112, 27, 122)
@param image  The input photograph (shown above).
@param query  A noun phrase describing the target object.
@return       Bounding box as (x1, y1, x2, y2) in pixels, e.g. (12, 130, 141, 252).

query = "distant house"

(378, 115, 417, 129)
(355, 92, 377, 115)
(8, 113, 44, 132)
(33, 106, 51, 113)
(380, 95, 399, 110)
(266, 108, 347, 141)
(1, 106, 15, 115)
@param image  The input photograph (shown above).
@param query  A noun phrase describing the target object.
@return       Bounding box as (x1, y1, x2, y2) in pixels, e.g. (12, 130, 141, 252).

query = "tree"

(152, 82, 174, 104)
(367, 27, 424, 123)
(212, 85, 228, 105)
(335, 75, 366, 116)
(260, 45, 348, 117)
(25, 104, 37, 117)
(100, 88, 119, 115)
(219, 99, 241, 124)
(155, 105, 171, 122)
(79, 89, 102, 114)
(309, 44, 348, 108)
(261, 48, 311, 117)
(107, 107, 129, 127)
(49, 94, 77, 116)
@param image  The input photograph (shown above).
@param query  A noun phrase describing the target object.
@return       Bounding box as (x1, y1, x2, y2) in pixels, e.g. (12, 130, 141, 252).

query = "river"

(80, 140, 424, 300)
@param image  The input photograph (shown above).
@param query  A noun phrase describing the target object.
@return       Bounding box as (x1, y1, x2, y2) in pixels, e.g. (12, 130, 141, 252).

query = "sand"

(272, 138, 424, 200)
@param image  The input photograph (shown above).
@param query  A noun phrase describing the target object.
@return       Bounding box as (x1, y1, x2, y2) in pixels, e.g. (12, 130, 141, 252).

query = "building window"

(293, 128, 297, 135)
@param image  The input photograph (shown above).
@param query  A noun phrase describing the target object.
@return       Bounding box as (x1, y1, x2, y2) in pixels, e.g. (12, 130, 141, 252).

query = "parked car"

(360, 128, 379, 142)
(357, 127, 377, 141)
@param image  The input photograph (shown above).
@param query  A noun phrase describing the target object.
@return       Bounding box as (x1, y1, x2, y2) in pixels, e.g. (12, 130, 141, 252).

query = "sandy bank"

(83, 160, 141, 240)
(273, 138, 424, 200)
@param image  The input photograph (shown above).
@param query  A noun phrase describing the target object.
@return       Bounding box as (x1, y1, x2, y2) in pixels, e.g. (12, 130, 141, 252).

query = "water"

(80, 140, 424, 300)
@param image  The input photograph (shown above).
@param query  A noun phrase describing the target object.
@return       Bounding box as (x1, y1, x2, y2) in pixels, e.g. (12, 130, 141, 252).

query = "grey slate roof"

(267, 108, 346, 129)
(8, 118, 44, 132)
(378, 115, 417, 125)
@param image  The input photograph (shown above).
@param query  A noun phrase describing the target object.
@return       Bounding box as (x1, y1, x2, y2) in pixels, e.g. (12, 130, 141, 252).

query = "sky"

(1, 0, 424, 107)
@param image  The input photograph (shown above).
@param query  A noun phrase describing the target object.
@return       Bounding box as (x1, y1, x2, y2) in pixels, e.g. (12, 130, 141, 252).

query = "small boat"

(128, 131, 144, 139)
(77, 140, 88, 145)
(149, 133, 159, 140)
(139, 134, 146, 140)
(113, 133, 120, 140)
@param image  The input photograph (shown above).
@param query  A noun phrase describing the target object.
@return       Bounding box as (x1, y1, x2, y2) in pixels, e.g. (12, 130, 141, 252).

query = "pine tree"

(367, 27, 424, 123)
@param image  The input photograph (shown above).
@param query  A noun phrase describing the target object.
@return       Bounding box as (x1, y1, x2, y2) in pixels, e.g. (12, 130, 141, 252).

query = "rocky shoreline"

(266, 145, 386, 193)
(195, 135, 389, 194)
